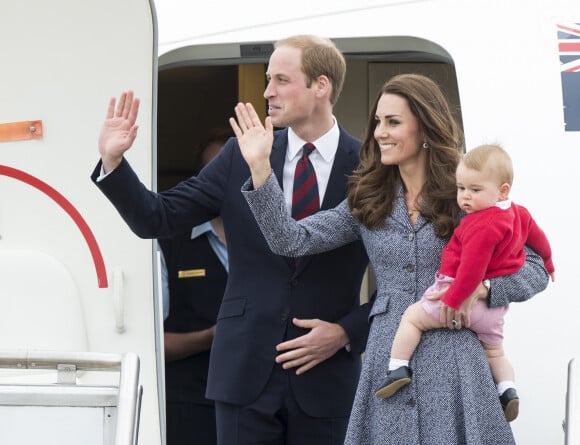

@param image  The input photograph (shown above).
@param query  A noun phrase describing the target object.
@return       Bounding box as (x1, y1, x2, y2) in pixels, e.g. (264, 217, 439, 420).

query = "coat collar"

(392, 185, 428, 231)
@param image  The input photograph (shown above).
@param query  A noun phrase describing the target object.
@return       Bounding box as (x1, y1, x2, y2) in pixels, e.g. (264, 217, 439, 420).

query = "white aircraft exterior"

(0, 0, 579, 443)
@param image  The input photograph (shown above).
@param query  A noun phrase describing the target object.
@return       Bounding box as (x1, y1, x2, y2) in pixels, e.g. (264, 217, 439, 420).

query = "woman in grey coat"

(232, 74, 549, 444)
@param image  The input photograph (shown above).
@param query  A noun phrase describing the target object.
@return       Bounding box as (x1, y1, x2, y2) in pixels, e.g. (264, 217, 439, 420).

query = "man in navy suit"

(92, 34, 370, 445)
(161, 133, 230, 445)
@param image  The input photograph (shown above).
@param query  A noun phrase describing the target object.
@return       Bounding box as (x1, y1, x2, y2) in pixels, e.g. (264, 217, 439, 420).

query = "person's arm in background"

(160, 248, 170, 321)
(164, 328, 216, 362)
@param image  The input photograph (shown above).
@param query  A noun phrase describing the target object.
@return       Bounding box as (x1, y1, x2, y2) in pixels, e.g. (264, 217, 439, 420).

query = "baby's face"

(455, 163, 503, 214)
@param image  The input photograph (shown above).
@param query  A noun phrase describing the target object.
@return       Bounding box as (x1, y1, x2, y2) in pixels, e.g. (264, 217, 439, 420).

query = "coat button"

(405, 263, 414, 272)
(290, 278, 298, 286)
(407, 398, 416, 407)
(408, 233, 414, 241)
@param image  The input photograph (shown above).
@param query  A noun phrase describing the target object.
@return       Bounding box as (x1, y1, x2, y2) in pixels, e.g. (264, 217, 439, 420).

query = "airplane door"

(0, 1, 163, 444)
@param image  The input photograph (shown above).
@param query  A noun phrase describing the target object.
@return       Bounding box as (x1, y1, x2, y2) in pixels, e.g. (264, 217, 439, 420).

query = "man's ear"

(315, 75, 331, 98)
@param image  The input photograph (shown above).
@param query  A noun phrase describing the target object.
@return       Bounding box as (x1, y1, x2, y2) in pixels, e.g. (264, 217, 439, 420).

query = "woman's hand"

(438, 282, 489, 329)
(229, 102, 274, 188)
(429, 283, 489, 329)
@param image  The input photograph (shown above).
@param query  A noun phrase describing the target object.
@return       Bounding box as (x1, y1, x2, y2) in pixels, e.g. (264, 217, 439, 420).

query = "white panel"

(0, 406, 104, 445)
(0, 1, 160, 444)
(0, 250, 87, 351)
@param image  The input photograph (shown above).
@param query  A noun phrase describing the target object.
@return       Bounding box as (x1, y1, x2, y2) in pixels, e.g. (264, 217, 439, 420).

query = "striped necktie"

(292, 143, 320, 220)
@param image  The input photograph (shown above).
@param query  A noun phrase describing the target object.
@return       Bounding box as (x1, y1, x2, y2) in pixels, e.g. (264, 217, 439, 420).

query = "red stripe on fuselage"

(0, 165, 108, 288)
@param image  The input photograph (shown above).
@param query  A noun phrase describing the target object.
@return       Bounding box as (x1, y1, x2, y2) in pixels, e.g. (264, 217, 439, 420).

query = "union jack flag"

(557, 23, 580, 131)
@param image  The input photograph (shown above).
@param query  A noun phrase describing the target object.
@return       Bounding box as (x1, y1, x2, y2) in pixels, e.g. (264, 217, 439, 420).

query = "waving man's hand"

(98, 91, 140, 173)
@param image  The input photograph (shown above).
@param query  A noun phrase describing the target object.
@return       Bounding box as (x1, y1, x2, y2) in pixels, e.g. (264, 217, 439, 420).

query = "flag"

(557, 23, 580, 131)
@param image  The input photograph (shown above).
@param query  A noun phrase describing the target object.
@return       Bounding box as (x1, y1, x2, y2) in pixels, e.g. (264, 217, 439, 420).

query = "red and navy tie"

(292, 143, 320, 220)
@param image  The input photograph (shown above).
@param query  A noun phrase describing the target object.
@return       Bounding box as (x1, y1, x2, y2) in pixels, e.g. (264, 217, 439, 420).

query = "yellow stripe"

(178, 269, 206, 278)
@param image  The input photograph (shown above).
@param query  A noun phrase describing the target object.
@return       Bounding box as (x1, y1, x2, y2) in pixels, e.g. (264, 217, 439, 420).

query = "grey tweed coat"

(243, 174, 549, 445)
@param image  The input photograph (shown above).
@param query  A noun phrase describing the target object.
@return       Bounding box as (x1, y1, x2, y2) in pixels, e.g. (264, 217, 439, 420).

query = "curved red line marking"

(0, 165, 108, 288)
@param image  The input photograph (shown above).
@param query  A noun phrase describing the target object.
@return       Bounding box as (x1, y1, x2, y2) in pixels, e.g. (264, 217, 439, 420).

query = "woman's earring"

(422, 141, 429, 149)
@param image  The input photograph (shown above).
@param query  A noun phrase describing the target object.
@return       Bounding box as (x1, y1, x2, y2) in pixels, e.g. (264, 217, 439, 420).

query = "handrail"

(0, 350, 141, 445)
(115, 352, 141, 445)
(0, 350, 122, 371)
(566, 358, 579, 445)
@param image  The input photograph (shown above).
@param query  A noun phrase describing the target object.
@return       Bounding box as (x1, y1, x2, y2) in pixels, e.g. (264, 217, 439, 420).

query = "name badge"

(178, 269, 206, 278)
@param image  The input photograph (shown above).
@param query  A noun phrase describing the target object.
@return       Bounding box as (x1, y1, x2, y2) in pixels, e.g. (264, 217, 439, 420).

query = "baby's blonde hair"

(460, 143, 514, 186)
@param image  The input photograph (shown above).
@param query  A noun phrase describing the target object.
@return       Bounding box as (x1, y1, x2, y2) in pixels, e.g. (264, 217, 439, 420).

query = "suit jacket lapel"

(271, 128, 288, 189)
(269, 129, 297, 271)
(321, 126, 359, 210)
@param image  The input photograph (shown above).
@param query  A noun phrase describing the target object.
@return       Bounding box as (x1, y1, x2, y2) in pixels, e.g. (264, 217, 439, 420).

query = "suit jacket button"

(407, 398, 416, 407)
(290, 278, 298, 286)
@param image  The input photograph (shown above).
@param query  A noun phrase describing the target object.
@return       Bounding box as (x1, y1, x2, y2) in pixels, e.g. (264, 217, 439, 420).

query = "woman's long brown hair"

(347, 73, 463, 238)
